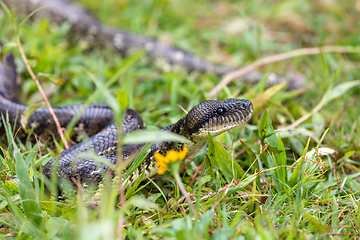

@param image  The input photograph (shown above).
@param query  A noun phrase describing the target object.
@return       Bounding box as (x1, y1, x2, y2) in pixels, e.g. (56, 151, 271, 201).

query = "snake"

(0, 0, 257, 185)
(0, 47, 253, 185)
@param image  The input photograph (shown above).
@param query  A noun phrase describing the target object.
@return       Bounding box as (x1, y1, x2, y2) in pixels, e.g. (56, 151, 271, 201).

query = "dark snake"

(0, 0, 256, 185)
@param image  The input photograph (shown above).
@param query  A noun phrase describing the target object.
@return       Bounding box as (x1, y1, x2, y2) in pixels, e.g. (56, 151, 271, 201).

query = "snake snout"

(233, 99, 253, 124)
(238, 99, 253, 113)
(245, 100, 254, 113)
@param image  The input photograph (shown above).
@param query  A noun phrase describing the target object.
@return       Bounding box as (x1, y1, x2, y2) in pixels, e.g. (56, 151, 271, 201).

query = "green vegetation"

(1, 0, 359, 239)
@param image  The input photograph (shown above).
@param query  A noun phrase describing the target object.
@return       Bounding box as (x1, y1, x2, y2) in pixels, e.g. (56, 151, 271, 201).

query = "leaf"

(107, 50, 145, 86)
(128, 195, 159, 211)
(258, 109, 269, 140)
(197, 175, 212, 188)
(36, 72, 60, 84)
(252, 82, 286, 108)
(123, 130, 190, 145)
(124, 142, 153, 179)
(274, 135, 287, 185)
(240, 140, 257, 163)
(14, 146, 44, 229)
(0, 42, 17, 60)
(289, 137, 311, 188)
(56, 75, 64, 85)
(18, 6, 47, 31)
(288, 157, 303, 188)
(303, 212, 331, 233)
(199, 209, 214, 234)
(20, 104, 40, 133)
(332, 197, 340, 233)
(263, 112, 278, 146)
(124, 171, 148, 199)
(2, 115, 43, 230)
(239, 140, 261, 188)
(0, 0, 11, 18)
(207, 137, 245, 182)
(343, 150, 355, 159)
(116, 90, 129, 111)
(311, 112, 325, 139)
(226, 174, 257, 195)
(325, 80, 360, 104)
(4, 194, 25, 225)
(211, 227, 235, 240)
(276, 135, 287, 168)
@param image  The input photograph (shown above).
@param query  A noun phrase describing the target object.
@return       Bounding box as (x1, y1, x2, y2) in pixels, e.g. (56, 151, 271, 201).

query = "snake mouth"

(196, 100, 254, 137)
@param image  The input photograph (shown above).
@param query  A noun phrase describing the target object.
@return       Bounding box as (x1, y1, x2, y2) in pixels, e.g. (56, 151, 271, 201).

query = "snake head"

(182, 98, 253, 140)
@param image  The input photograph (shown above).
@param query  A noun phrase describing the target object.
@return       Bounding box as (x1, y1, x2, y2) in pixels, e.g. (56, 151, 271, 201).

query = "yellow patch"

(154, 146, 188, 175)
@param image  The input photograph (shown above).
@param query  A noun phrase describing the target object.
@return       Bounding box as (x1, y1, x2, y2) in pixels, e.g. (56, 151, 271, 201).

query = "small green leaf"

(14, 146, 44, 230)
(18, 7, 47, 30)
(128, 195, 159, 211)
(0, 0, 11, 18)
(288, 157, 303, 188)
(199, 209, 214, 234)
(275, 135, 287, 185)
(325, 80, 360, 104)
(116, 90, 129, 110)
(303, 212, 331, 233)
(197, 175, 212, 188)
(332, 197, 340, 233)
(124, 142, 153, 179)
(239, 140, 257, 163)
(20, 104, 40, 133)
(312, 112, 325, 138)
(343, 150, 355, 159)
(212, 227, 235, 240)
(36, 72, 60, 84)
(123, 130, 190, 145)
(258, 109, 269, 140)
(207, 137, 245, 182)
(226, 175, 257, 195)
(277, 135, 287, 167)
(107, 50, 146, 86)
(239, 140, 261, 188)
(4, 194, 25, 224)
(0, 42, 17, 60)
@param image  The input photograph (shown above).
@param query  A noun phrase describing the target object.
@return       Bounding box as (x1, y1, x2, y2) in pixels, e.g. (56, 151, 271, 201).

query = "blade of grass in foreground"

(207, 135, 246, 182)
(2, 114, 44, 237)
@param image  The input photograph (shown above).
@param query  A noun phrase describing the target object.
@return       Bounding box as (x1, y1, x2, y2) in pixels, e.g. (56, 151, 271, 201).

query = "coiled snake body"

(0, 0, 255, 185)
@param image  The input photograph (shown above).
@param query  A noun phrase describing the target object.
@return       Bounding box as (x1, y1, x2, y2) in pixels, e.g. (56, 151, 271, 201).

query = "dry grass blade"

(210, 46, 360, 98)
(16, 38, 69, 149)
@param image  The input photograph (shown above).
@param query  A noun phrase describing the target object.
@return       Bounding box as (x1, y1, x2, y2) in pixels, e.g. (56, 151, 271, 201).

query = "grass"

(1, 0, 360, 239)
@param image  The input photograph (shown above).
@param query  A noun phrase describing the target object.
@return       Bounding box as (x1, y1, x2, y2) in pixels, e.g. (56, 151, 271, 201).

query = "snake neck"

(166, 116, 202, 156)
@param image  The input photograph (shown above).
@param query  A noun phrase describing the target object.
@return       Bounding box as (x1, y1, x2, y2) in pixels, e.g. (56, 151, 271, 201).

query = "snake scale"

(0, 0, 256, 185)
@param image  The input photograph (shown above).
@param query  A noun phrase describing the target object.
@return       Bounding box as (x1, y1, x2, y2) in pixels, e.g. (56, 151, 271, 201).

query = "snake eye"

(216, 107, 225, 115)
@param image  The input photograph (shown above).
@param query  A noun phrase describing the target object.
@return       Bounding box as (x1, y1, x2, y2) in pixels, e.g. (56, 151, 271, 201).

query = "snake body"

(0, 47, 254, 185)
(0, 47, 115, 148)
(0, 0, 304, 89)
